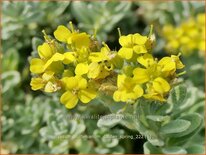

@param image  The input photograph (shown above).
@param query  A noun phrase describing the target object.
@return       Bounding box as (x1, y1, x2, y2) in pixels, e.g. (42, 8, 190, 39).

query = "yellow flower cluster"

(30, 23, 185, 109)
(162, 13, 205, 56)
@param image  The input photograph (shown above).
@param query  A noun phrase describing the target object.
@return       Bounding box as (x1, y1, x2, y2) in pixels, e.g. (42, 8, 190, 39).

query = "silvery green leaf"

(97, 96, 125, 113)
(102, 134, 119, 148)
(160, 119, 191, 134)
(169, 85, 187, 105)
(143, 142, 161, 154)
(186, 144, 205, 154)
(97, 114, 123, 128)
(120, 114, 138, 130)
(171, 113, 202, 138)
(145, 130, 164, 146)
(2, 71, 21, 93)
(146, 115, 170, 122)
(162, 146, 187, 154)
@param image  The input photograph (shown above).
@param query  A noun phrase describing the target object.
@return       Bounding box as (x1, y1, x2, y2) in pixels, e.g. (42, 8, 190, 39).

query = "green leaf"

(171, 113, 202, 138)
(145, 130, 164, 146)
(160, 119, 191, 134)
(143, 142, 162, 154)
(146, 115, 170, 122)
(120, 114, 138, 130)
(169, 85, 187, 105)
(97, 114, 123, 128)
(71, 1, 131, 40)
(162, 146, 187, 154)
(2, 48, 19, 71)
(186, 144, 205, 154)
(98, 96, 125, 113)
(2, 71, 21, 93)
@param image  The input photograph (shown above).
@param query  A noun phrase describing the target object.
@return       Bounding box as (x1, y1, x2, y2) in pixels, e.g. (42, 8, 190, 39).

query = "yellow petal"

(123, 92, 140, 101)
(158, 57, 176, 72)
(61, 76, 78, 90)
(30, 78, 44, 90)
(171, 55, 185, 69)
(133, 45, 147, 54)
(71, 33, 90, 49)
(119, 35, 132, 47)
(63, 52, 75, 64)
(153, 77, 170, 94)
(137, 53, 154, 68)
(133, 33, 148, 45)
(117, 74, 126, 88)
(75, 63, 89, 75)
(38, 43, 53, 59)
(54, 25, 71, 42)
(43, 53, 64, 71)
(113, 90, 123, 102)
(60, 91, 78, 109)
(133, 85, 144, 98)
(78, 88, 96, 103)
(30, 58, 45, 74)
(96, 69, 110, 79)
(143, 93, 166, 102)
(118, 47, 133, 60)
(89, 52, 103, 62)
(76, 76, 87, 89)
(133, 68, 149, 84)
(88, 62, 101, 79)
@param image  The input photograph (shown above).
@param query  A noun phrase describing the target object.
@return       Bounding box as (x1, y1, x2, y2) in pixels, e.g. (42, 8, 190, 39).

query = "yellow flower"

(118, 33, 149, 59)
(87, 62, 111, 79)
(113, 74, 143, 102)
(60, 76, 96, 109)
(134, 54, 184, 82)
(143, 77, 170, 102)
(54, 25, 90, 49)
(30, 42, 65, 74)
(88, 45, 115, 79)
(30, 71, 60, 92)
(163, 13, 205, 55)
(133, 53, 184, 101)
(158, 55, 184, 76)
(38, 42, 54, 60)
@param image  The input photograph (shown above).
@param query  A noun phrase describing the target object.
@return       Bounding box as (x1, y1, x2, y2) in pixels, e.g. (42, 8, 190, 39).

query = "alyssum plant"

(30, 23, 204, 154)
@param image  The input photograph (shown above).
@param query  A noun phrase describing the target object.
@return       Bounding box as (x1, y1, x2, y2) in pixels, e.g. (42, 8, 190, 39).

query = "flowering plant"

(29, 23, 205, 154)
(30, 23, 185, 109)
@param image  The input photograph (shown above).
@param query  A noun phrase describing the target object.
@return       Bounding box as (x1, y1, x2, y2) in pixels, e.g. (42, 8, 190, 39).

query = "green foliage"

(98, 84, 205, 154)
(71, 1, 132, 40)
(2, 1, 205, 154)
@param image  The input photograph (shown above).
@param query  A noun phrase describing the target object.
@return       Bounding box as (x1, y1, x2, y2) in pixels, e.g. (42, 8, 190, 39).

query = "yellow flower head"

(30, 23, 186, 109)
(30, 71, 60, 92)
(118, 33, 149, 60)
(30, 40, 65, 74)
(54, 25, 91, 49)
(113, 74, 143, 102)
(60, 76, 96, 109)
(143, 77, 170, 102)
(163, 13, 205, 56)
(133, 53, 184, 101)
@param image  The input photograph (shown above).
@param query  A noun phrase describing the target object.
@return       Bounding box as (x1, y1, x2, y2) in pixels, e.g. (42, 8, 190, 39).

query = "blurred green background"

(1, 1, 205, 154)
